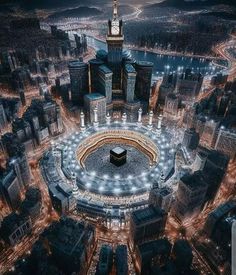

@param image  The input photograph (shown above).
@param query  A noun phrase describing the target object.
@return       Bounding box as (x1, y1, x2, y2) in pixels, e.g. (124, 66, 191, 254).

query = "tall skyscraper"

(164, 93, 180, 118)
(200, 119, 220, 148)
(89, 59, 104, 93)
(149, 186, 173, 213)
(106, 0, 124, 90)
(215, 128, 236, 159)
(98, 65, 113, 103)
(9, 154, 31, 189)
(69, 60, 89, 105)
(182, 128, 199, 150)
(130, 205, 167, 246)
(173, 171, 208, 222)
(0, 102, 7, 129)
(0, 169, 22, 210)
(123, 64, 136, 103)
(134, 61, 153, 113)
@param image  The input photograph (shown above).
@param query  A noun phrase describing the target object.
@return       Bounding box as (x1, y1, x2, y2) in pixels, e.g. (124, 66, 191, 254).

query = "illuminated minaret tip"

(113, 0, 118, 19)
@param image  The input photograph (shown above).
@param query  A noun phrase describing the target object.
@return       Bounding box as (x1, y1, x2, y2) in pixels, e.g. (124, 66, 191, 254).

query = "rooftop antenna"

(113, 0, 118, 19)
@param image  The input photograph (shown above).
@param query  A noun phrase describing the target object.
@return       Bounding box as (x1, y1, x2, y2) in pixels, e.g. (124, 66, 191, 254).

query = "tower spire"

(113, 0, 118, 19)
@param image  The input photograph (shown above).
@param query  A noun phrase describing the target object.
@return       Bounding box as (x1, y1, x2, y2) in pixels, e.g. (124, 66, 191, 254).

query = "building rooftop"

(209, 200, 236, 220)
(68, 60, 87, 68)
(0, 169, 16, 190)
(96, 49, 108, 60)
(181, 171, 207, 190)
(138, 238, 172, 261)
(12, 118, 30, 132)
(135, 61, 154, 67)
(173, 239, 192, 254)
(115, 245, 128, 275)
(99, 65, 113, 74)
(21, 187, 42, 212)
(125, 64, 136, 74)
(42, 218, 94, 257)
(0, 213, 29, 236)
(89, 58, 104, 65)
(84, 93, 106, 101)
(159, 186, 172, 197)
(131, 205, 166, 225)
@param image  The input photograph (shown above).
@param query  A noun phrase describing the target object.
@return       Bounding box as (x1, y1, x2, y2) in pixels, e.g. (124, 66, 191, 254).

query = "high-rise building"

(163, 93, 180, 118)
(200, 148, 229, 203)
(18, 89, 26, 106)
(135, 238, 172, 274)
(215, 128, 236, 160)
(149, 186, 173, 213)
(98, 65, 113, 103)
(130, 205, 167, 246)
(12, 118, 34, 153)
(21, 187, 42, 224)
(0, 213, 32, 246)
(115, 245, 128, 275)
(200, 119, 220, 148)
(84, 93, 106, 124)
(1, 133, 31, 189)
(134, 61, 153, 113)
(192, 151, 208, 172)
(172, 240, 193, 273)
(173, 171, 208, 222)
(48, 184, 75, 215)
(195, 115, 206, 137)
(89, 59, 104, 93)
(182, 128, 199, 151)
(176, 69, 203, 100)
(217, 94, 230, 117)
(158, 72, 177, 104)
(1, 132, 25, 158)
(41, 218, 95, 274)
(204, 200, 236, 237)
(69, 60, 89, 105)
(211, 73, 228, 86)
(9, 154, 31, 188)
(96, 245, 113, 275)
(123, 64, 136, 103)
(106, 0, 124, 90)
(0, 102, 7, 129)
(0, 169, 22, 210)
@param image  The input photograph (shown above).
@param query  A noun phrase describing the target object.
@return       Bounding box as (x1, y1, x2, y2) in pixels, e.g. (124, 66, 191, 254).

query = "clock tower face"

(111, 20, 120, 35)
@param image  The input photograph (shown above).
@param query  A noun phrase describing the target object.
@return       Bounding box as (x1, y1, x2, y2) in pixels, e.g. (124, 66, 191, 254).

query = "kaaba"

(110, 146, 127, 167)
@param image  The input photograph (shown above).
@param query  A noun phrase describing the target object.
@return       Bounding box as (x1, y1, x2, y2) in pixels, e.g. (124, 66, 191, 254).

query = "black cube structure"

(110, 147, 127, 167)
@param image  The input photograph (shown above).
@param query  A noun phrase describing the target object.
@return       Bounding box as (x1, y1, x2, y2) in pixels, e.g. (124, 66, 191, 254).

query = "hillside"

(158, 0, 236, 9)
(48, 6, 103, 20)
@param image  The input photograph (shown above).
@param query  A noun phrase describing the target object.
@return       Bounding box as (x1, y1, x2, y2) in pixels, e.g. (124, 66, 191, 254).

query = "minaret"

(156, 113, 163, 137)
(106, 113, 111, 125)
(80, 112, 85, 131)
(148, 110, 154, 129)
(137, 108, 142, 126)
(71, 173, 79, 196)
(93, 106, 99, 127)
(122, 112, 127, 124)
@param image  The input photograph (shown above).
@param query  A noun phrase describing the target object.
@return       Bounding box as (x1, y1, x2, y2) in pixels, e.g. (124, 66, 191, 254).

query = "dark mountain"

(158, 0, 236, 9)
(48, 6, 103, 19)
(0, 0, 107, 11)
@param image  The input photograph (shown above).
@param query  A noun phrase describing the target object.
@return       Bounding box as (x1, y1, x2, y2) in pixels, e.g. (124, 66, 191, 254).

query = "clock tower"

(106, 0, 124, 91)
